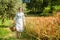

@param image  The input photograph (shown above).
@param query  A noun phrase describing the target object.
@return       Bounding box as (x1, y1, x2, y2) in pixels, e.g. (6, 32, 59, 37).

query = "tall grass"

(24, 13, 60, 40)
(0, 13, 60, 40)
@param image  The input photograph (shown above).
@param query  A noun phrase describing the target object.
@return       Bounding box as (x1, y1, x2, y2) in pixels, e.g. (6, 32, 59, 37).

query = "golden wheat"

(25, 13, 60, 38)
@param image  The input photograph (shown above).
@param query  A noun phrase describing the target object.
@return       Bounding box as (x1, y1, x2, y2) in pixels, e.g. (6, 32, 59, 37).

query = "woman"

(14, 7, 25, 38)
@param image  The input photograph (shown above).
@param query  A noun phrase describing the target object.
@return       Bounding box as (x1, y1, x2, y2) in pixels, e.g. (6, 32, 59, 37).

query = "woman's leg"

(19, 32, 22, 38)
(16, 31, 21, 39)
(16, 31, 20, 38)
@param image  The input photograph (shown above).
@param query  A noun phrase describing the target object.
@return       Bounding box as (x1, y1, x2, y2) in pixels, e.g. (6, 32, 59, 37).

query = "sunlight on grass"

(0, 28, 11, 38)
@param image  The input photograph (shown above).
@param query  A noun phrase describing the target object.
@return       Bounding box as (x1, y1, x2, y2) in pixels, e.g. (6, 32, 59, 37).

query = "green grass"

(0, 28, 11, 38)
(0, 19, 11, 28)
(0, 19, 14, 40)
(0, 19, 29, 40)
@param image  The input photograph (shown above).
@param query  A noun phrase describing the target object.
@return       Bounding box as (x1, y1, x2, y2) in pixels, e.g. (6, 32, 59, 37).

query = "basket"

(9, 23, 16, 32)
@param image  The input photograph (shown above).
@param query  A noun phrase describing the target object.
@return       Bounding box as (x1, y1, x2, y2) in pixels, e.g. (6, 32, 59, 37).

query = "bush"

(42, 6, 51, 16)
(54, 5, 60, 11)
(0, 19, 11, 28)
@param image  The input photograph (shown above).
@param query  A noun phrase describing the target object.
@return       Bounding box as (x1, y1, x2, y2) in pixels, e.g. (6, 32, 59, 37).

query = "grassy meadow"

(0, 12, 60, 40)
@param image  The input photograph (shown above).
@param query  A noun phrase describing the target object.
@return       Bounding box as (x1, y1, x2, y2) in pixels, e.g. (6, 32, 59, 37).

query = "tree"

(25, 0, 49, 14)
(25, 0, 60, 16)
(0, 0, 21, 24)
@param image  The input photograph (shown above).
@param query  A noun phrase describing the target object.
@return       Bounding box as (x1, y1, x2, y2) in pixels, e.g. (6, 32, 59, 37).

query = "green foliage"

(0, 0, 21, 24)
(25, 0, 60, 16)
(54, 5, 60, 11)
(43, 7, 50, 13)
(41, 6, 51, 16)
(0, 19, 11, 27)
(26, 0, 42, 11)
(0, 28, 10, 38)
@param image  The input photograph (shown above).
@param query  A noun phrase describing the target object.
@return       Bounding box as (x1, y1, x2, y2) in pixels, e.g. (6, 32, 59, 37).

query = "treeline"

(24, 0, 60, 16)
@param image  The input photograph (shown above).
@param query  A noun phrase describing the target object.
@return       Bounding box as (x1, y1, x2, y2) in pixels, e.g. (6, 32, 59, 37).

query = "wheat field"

(25, 12, 60, 40)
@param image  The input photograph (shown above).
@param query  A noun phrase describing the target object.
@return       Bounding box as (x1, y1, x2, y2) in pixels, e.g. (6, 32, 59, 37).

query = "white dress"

(14, 12, 25, 32)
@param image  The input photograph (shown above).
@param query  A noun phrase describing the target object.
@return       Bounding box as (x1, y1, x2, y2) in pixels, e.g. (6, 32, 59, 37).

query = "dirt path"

(4, 32, 28, 40)
(3, 28, 28, 40)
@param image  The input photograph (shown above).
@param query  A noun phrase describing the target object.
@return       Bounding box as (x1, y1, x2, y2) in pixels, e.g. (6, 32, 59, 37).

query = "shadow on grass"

(0, 37, 17, 40)
(0, 37, 29, 40)
(0, 25, 9, 28)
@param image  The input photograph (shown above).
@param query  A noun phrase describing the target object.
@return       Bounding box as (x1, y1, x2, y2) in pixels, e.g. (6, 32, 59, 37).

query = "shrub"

(42, 6, 51, 16)
(54, 5, 60, 11)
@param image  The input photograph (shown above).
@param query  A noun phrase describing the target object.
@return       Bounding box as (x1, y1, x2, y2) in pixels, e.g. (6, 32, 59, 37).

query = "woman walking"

(14, 7, 25, 39)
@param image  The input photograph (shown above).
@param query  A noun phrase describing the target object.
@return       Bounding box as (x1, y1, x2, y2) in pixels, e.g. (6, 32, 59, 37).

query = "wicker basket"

(9, 23, 16, 32)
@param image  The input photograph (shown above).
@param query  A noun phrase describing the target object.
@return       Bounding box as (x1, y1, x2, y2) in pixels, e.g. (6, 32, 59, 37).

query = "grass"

(0, 28, 29, 40)
(0, 28, 11, 38)
(0, 19, 29, 40)
(0, 13, 60, 40)
(25, 14, 60, 40)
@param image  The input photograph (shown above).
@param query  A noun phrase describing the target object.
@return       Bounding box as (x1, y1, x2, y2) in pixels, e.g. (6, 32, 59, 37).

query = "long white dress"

(14, 12, 25, 32)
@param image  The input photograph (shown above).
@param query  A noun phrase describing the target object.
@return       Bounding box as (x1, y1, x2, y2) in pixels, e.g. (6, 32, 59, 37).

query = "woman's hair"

(18, 7, 23, 11)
